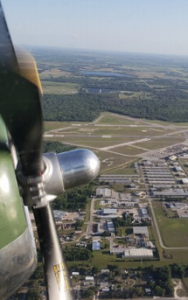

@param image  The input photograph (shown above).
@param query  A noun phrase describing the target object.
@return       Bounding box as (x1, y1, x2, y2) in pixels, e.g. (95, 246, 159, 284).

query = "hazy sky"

(2, 0, 188, 56)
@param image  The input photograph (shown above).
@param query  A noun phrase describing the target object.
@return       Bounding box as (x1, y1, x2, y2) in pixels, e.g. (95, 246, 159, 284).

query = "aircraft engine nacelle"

(18, 149, 100, 208)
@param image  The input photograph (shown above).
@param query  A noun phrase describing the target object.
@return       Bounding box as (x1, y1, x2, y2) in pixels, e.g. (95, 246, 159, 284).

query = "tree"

(75, 220, 84, 229)
(92, 266, 100, 274)
(171, 263, 186, 278)
(81, 288, 94, 298)
(108, 264, 119, 272)
(154, 265, 171, 282)
(154, 285, 165, 296)
(102, 231, 110, 237)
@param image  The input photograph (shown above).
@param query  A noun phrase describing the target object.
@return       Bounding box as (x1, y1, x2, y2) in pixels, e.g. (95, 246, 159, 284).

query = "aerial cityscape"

(9, 47, 188, 299)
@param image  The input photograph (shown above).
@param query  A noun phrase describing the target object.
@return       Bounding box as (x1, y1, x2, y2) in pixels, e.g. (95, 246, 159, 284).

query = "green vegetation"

(153, 201, 188, 247)
(147, 265, 174, 296)
(113, 216, 134, 232)
(113, 145, 145, 155)
(81, 288, 95, 298)
(64, 246, 92, 261)
(52, 182, 96, 211)
(97, 114, 143, 125)
(42, 81, 80, 94)
(44, 121, 71, 131)
(43, 92, 188, 123)
(137, 137, 184, 150)
(43, 140, 76, 153)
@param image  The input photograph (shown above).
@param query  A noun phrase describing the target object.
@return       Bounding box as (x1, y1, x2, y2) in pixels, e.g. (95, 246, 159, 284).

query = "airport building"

(123, 248, 153, 258)
(103, 208, 117, 215)
(92, 241, 101, 251)
(107, 221, 115, 233)
(133, 226, 149, 237)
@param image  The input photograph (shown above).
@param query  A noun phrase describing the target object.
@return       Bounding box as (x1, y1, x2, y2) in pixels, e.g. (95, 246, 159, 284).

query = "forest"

(43, 141, 75, 153)
(43, 91, 188, 123)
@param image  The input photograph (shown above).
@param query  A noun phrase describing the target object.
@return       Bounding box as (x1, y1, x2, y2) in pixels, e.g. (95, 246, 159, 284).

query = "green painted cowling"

(0, 116, 37, 300)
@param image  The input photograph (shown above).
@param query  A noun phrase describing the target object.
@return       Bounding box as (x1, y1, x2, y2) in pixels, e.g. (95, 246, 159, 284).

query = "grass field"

(119, 91, 153, 100)
(105, 166, 137, 175)
(42, 81, 80, 94)
(40, 69, 71, 79)
(97, 114, 145, 125)
(44, 121, 72, 131)
(94, 200, 101, 210)
(93, 150, 134, 173)
(58, 124, 173, 137)
(112, 145, 146, 155)
(137, 137, 185, 150)
(83, 201, 91, 232)
(67, 250, 188, 269)
(97, 113, 188, 127)
(61, 136, 132, 148)
(153, 201, 188, 247)
(143, 119, 188, 126)
(93, 126, 174, 136)
(44, 111, 188, 132)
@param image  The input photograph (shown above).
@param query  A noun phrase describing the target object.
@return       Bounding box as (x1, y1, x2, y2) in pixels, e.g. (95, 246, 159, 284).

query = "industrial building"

(107, 221, 115, 233)
(153, 189, 188, 197)
(92, 241, 101, 251)
(99, 175, 137, 184)
(103, 208, 117, 215)
(53, 210, 67, 220)
(133, 226, 149, 237)
(181, 178, 188, 184)
(110, 247, 125, 254)
(96, 188, 111, 197)
(123, 248, 153, 258)
(140, 160, 176, 187)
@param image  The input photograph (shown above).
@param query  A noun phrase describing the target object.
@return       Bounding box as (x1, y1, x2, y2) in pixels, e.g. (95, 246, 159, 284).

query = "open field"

(61, 136, 132, 148)
(67, 249, 188, 269)
(83, 201, 91, 232)
(40, 69, 71, 79)
(137, 137, 185, 150)
(153, 201, 188, 247)
(42, 81, 80, 94)
(119, 91, 153, 100)
(94, 200, 101, 210)
(105, 165, 137, 175)
(143, 119, 188, 127)
(92, 126, 175, 136)
(52, 122, 176, 136)
(44, 112, 188, 131)
(96, 114, 146, 125)
(44, 135, 128, 148)
(92, 150, 134, 173)
(112, 145, 146, 155)
(44, 121, 72, 131)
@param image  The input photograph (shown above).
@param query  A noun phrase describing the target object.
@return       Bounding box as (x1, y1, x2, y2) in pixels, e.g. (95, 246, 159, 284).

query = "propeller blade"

(0, 3, 74, 300)
(0, 0, 19, 71)
(34, 204, 73, 300)
(0, 2, 43, 177)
